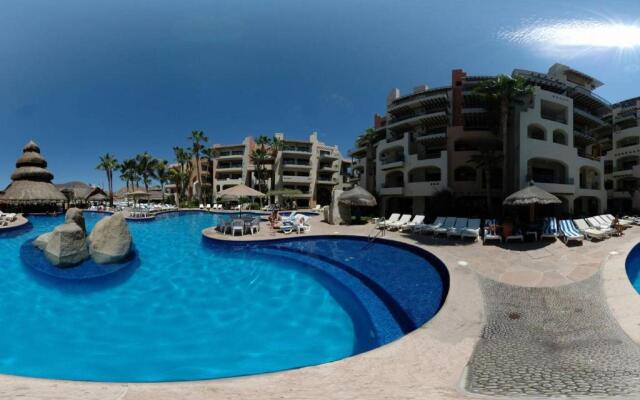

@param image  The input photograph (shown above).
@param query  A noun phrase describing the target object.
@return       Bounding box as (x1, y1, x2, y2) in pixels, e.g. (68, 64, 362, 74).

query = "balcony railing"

(380, 155, 405, 164)
(526, 174, 574, 185)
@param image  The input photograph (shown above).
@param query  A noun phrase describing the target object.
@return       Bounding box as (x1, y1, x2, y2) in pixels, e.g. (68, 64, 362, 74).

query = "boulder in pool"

(65, 207, 86, 233)
(44, 223, 90, 267)
(34, 232, 53, 250)
(88, 212, 132, 264)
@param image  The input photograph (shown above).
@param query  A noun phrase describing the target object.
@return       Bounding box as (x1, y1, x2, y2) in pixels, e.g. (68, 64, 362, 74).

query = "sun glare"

(501, 20, 640, 50)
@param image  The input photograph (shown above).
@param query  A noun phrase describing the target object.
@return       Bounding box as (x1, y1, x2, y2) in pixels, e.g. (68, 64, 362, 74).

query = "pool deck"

(3, 215, 640, 399)
(0, 214, 29, 232)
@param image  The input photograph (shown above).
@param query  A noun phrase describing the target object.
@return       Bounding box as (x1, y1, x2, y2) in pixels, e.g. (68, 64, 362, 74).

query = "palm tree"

(118, 158, 137, 192)
(96, 153, 118, 206)
(202, 147, 216, 204)
(474, 74, 533, 195)
(173, 146, 192, 201)
(250, 147, 269, 193)
(135, 152, 157, 192)
(467, 141, 504, 215)
(267, 135, 283, 192)
(188, 130, 208, 204)
(155, 159, 169, 203)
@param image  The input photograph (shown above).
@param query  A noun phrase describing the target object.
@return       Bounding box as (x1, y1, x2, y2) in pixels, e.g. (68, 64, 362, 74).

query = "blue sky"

(2, 0, 640, 189)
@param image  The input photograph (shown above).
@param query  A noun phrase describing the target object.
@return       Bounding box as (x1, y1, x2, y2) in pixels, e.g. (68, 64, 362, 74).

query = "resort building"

(351, 63, 621, 217)
(185, 132, 350, 207)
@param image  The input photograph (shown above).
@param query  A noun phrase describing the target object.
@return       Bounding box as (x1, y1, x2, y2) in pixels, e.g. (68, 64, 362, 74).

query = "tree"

(467, 141, 504, 215)
(135, 152, 157, 192)
(173, 146, 192, 201)
(188, 130, 208, 204)
(118, 158, 138, 192)
(474, 74, 533, 196)
(96, 153, 118, 206)
(155, 159, 169, 203)
(251, 135, 271, 194)
(267, 135, 283, 192)
(202, 147, 216, 205)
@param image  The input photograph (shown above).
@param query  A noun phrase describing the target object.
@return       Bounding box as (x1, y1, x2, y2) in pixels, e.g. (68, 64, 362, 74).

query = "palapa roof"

(218, 184, 265, 199)
(503, 182, 561, 206)
(338, 185, 377, 207)
(0, 141, 67, 203)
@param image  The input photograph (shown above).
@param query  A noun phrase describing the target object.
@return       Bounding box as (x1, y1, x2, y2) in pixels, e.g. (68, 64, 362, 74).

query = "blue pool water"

(0, 211, 447, 382)
(626, 243, 640, 294)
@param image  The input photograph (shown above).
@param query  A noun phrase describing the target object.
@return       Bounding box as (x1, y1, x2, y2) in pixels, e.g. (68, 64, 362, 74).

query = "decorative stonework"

(465, 272, 640, 397)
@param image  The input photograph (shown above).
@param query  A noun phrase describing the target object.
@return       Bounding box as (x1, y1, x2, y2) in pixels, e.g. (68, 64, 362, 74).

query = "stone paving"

(465, 272, 640, 397)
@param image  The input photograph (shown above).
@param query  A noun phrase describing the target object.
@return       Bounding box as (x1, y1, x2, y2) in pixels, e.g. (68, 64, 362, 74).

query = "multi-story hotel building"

(183, 132, 349, 207)
(351, 63, 623, 217)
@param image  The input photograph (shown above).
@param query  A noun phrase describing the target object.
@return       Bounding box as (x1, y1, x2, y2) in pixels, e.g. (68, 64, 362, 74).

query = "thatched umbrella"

(339, 185, 377, 223)
(87, 192, 108, 202)
(503, 181, 561, 221)
(338, 185, 377, 207)
(0, 141, 67, 212)
(126, 190, 150, 206)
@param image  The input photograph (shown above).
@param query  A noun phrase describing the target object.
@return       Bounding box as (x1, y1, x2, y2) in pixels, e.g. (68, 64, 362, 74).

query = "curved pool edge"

(201, 228, 451, 334)
(605, 241, 640, 345)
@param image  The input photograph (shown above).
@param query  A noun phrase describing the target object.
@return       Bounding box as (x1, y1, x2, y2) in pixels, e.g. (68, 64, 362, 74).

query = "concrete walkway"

(1, 215, 640, 399)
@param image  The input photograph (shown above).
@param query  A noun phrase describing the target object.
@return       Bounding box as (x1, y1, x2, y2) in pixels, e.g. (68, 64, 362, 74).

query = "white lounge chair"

(605, 214, 633, 226)
(573, 218, 609, 241)
(377, 213, 400, 229)
(558, 219, 584, 244)
(506, 229, 524, 242)
(199, 203, 205, 209)
(313, 204, 322, 211)
(400, 215, 425, 232)
(388, 214, 412, 231)
(414, 216, 445, 234)
(586, 217, 610, 231)
(483, 219, 502, 243)
(540, 217, 558, 240)
(461, 218, 481, 240)
(447, 218, 468, 238)
(434, 217, 456, 236)
(206, 204, 211, 210)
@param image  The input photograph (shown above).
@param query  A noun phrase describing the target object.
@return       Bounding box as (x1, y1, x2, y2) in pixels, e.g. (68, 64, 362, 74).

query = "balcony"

(282, 175, 312, 183)
(216, 152, 244, 160)
(282, 146, 312, 155)
(380, 186, 403, 196)
(319, 150, 340, 160)
(317, 177, 338, 185)
(405, 181, 443, 197)
(526, 174, 575, 194)
(574, 107, 607, 126)
(282, 161, 312, 170)
(216, 164, 243, 172)
(380, 155, 404, 170)
(318, 165, 339, 172)
(348, 146, 367, 157)
(415, 131, 446, 141)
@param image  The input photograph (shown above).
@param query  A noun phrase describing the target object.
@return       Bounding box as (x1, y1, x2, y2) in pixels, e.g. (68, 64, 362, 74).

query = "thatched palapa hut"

(0, 141, 67, 213)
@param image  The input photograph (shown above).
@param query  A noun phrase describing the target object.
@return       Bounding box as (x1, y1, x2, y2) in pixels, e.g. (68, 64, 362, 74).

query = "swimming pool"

(626, 243, 640, 294)
(0, 211, 448, 382)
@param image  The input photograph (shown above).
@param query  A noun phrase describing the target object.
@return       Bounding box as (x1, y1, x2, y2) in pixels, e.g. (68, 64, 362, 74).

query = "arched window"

(454, 166, 476, 182)
(552, 129, 567, 145)
(527, 124, 546, 141)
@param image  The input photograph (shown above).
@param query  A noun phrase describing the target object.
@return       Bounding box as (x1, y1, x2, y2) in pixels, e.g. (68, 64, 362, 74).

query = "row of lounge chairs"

(278, 212, 311, 234)
(377, 214, 481, 240)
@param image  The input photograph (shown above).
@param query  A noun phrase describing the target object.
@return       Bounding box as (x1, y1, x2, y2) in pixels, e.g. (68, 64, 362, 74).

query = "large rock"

(34, 232, 52, 250)
(65, 207, 86, 233)
(326, 189, 351, 225)
(88, 212, 132, 264)
(44, 223, 89, 267)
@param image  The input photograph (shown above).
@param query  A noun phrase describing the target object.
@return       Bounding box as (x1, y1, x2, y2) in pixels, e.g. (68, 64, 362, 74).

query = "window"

(552, 129, 567, 145)
(527, 125, 546, 141)
(540, 100, 568, 124)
